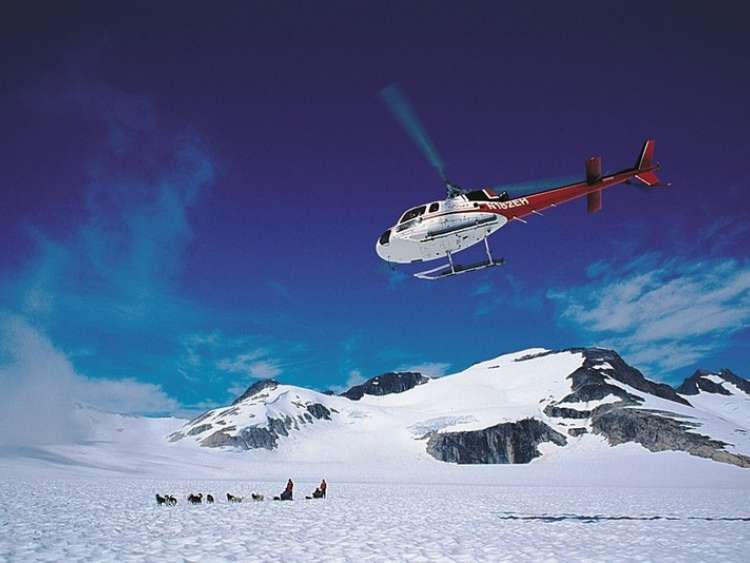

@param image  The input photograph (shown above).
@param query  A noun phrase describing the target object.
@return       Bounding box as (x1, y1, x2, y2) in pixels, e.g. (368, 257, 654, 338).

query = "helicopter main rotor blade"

(493, 175, 581, 197)
(380, 84, 446, 181)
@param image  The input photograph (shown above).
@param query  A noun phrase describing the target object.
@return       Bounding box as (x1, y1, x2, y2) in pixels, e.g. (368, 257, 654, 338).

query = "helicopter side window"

(465, 191, 489, 202)
(428, 202, 439, 213)
(400, 206, 426, 223)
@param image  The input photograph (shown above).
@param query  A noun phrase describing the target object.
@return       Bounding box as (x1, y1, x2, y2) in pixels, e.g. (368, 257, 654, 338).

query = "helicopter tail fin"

(631, 139, 663, 187)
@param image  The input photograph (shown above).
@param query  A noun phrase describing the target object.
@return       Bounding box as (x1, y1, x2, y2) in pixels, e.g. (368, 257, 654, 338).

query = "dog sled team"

(155, 478, 327, 506)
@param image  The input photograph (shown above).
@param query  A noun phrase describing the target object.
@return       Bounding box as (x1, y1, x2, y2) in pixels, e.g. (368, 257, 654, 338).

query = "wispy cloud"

(217, 353, 281, 379)
(698, 215, 750, 256)
(548, 256, 750, 375)
(1, 77, 216, 405)
(0, 314, 179, 446)
(328, 369, 367, 394)
(395, 361, 452, 378)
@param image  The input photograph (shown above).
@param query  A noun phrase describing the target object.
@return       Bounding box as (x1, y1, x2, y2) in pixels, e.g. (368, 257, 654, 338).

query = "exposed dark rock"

(187, 423, 213, 436)
(232, 379, 279, 405)
(513, 350, 555, 362)
(306, 403, 332, 420)
(202, 425, 277, 450)
(426, 418, 567, 464)
(167, 431, 184, 442)
(558, 383, 639, 405)
(568, 428, 588, 437)
(590, 405, 750, 469)
(676, 369, 750, 396)
(197, 402, 335, 451)
(342, 372, 429, 401)
(544, 405, 592, 419)
(217, 406, 241, 418)
(567, 348, 691, 406)
(186, 410, 213, 426)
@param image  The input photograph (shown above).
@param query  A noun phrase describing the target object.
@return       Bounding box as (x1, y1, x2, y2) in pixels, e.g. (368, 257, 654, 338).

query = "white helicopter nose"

(375, 229, 392, 260)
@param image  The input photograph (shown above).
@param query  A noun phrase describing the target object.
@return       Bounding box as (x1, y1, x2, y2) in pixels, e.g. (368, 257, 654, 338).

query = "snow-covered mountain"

(676, 369, 750, 431)
(170, 347, 750, 469)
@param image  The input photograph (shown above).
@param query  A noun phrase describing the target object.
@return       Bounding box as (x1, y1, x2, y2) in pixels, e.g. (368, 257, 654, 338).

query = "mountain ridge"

(169, 347, 750, 469)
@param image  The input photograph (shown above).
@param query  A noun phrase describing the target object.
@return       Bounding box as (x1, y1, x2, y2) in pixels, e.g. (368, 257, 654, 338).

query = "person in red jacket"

(319, 479, 327, 498)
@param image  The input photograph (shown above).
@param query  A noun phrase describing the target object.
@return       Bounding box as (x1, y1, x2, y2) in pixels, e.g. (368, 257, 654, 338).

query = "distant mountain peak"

(341, 371, 430, 400)
(232, 379, 279, 405)
(676, 369, 749, 396)
(567, 347, 691, 406)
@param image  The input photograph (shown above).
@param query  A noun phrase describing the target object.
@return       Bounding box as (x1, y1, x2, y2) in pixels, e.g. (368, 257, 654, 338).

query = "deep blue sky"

(2, 1, 749, 413)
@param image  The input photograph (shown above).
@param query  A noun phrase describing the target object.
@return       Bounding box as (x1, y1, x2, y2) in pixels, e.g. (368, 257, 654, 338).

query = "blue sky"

(1, 2, 748, 416)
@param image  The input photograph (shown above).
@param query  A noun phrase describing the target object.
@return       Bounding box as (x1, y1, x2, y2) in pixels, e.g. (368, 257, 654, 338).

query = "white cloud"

(0, 313, 180, 446)
(247, 360, 282, 379)
(216, 351, 281, 379)
(345, 369, 366, 387)
(74, 377, 178, 416)
(328, 369, 367, 394)
(548, 257, 750, 375)
(395, 362, 452, 378)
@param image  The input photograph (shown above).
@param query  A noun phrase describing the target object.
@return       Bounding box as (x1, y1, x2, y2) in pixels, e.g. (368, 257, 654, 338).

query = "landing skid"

(414, 238, 505, 280)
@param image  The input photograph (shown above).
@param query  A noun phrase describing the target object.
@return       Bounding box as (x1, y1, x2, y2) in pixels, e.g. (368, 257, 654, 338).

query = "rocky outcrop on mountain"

(590, 405, 750, 468)
(168, 379, 336, 450)
(537, 349, 749, 468)
(342, 372, 429, 400)
(426, 418, 567, 464)
(676, 369, 750, 396)
(189, 402, 334, 450)
(566, 348, 690, 406)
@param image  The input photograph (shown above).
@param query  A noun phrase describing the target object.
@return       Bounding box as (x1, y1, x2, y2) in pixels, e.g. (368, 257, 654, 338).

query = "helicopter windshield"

(399, 205, 426, 224)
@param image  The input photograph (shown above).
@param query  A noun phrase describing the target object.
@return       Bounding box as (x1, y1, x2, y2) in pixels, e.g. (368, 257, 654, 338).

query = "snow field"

(1, 478, 748, 562)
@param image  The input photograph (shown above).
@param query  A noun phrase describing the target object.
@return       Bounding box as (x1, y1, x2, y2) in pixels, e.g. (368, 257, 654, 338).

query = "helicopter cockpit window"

(428, 202, 439, 213)
(399, 206, 426, 223)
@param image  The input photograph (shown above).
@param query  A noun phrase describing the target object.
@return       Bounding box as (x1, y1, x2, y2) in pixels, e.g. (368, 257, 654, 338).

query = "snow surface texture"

(1, 479, 748, 562)
(2, 349, 750, 561)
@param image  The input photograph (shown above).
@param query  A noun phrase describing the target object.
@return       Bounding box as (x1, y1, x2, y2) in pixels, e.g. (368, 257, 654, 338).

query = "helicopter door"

(420, 210, 449, 260)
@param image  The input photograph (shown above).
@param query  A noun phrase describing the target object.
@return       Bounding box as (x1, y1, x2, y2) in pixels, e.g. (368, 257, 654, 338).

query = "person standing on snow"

(319, 479, 327, 498)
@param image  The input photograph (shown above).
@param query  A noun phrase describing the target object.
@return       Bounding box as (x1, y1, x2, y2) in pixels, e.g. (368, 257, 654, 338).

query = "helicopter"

(375, 85, 666, 280)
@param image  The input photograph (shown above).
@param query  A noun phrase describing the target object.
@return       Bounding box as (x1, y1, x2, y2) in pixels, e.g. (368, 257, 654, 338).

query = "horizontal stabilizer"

(633, 171, 661, 187)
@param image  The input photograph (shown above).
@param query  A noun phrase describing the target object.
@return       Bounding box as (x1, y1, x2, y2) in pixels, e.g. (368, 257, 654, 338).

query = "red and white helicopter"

(375, 86, 667, 280)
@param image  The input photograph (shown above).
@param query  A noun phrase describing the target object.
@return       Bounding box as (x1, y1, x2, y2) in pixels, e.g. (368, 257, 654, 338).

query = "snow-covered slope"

(169, 348, 750, 469)
(677, 369, 750, 429)
(3, 347, 749, 485)
(170, 348, 576, 444)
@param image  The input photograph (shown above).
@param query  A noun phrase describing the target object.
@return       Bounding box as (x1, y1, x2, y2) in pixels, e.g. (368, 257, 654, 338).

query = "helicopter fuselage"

(376, 192, 508, 263)
(376, 155, 661, 266)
